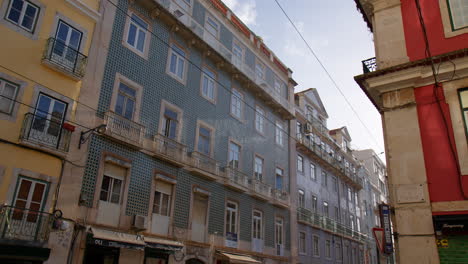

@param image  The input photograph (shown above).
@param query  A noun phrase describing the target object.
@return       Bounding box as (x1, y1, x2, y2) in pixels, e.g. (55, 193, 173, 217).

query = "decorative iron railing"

(189, 151, 219, 175)
(153, 134, 187, 164)
(42, 37, 88, 78)
(297, 207, 368, 243)
(362, 57, 377, 73)
(103, 111, 145, 147)
(20, 113, 73, 152)
(0, 205, 54, 243)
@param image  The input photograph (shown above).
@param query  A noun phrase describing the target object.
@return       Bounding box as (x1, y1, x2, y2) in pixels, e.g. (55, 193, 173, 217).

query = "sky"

(223, 0, 384, 155)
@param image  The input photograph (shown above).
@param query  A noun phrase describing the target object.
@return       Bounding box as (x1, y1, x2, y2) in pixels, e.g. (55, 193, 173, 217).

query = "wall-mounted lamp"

(78, 124, 107, 149)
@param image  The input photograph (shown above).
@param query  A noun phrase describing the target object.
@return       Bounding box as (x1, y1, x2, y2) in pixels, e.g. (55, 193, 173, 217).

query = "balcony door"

(191, 193, 208, 243)
(31, 93, 67, 148)
(151, 181, 173, 236)
(97, 163, 125, 227)
(6, 177, 49, 241)
(53, 20, 82, 69)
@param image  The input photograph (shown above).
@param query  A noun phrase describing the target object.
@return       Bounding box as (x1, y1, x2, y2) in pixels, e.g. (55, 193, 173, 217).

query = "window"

(197, 125, 212, 156)
(13, 177, 48, 222)
(232, 40, 244, 67)
(255, 60, 265, 81)
(167, 43, 187, 82)
(297, 155, 303, 172)
(115, 82, 136, 120)
(125, 13, 148, 53)
(275, 121, 284, 146)
(325, 240, 331, 258)
(342, 139, 348, 150)
(228, 141, 241, 168)
(6, 0, 39, 32)
(310, 164, 316, 180)
(323, 201, 329, 217)
(275, 218, 283, 246)
(274, 76, 283, 95)
(191, 191, 208, 242)
(348, 187, 352, 201)
(230, 89, 243, 119)
(299, 232, 306, 254)
(153, 181, 172, 216)
(350, 215, 355, 230)
(447, 0, 468, 30)
(205, 16, 219, 38)
(100, 175, 123, 204)
(0, 79, 18, 114)
(252, 210, 262, 240)
(254, 156, 264, 181)
(32, 93, 67, 146)
(336, 243, 343, 262)
(458, 89, 468, 134)
(357, 218, 361, 232)
(53, 20, 83, 68)
(201, 66, 216, 102)
(298, 190, 305, 208)
(333, 177, 338, 192)
(162, 108, 179, 139)
(313, 235, 319, 256)
(335, 207, 340, 221)
(225, 201, 238, 235)
(322, 171, 327, 187)
(311, 195, 317, 212)
(255, 106, 265, 134)
(275, 167, 283, 190)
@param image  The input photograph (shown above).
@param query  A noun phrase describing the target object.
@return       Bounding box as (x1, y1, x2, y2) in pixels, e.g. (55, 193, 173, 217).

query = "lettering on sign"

(436, 239, 449, 248)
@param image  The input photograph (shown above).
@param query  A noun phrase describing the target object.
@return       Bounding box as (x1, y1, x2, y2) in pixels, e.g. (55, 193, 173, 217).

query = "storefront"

(215, 251, 261, 264)
(144, 236, 183, 264)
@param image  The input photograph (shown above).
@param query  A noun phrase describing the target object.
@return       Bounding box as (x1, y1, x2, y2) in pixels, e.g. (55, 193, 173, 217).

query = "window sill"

(229, 113, 245, 124)
(122, 40, 149, 60)
(166, 71, 187, 86)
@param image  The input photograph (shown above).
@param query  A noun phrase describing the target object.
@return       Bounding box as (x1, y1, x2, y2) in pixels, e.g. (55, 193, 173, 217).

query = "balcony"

(186, 151, 220, 180)
(271, 189, 290, 208)
(249, 179, 272, 201)
(223, 166, 249, 192)
(19, 113, 73, 154)
(362, 57, 377, 73)
(102, 111, 145, 149)
(152, 134, 187, 167)
(297, 207, 368, 243)
(0, 205, 54, 244)
(42, 37, 88, 79)
(152, 0, 294, 118)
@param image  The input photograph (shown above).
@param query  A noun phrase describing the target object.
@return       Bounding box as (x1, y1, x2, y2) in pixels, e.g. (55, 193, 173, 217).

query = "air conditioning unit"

(304, 123, 313, 133)
(132, 215, 148, 231)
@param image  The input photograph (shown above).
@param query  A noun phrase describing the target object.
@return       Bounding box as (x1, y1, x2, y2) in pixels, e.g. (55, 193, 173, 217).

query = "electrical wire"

(272, 0, 385, 153)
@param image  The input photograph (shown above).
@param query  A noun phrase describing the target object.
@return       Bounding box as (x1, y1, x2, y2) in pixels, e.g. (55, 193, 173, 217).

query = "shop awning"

(144, 236, 184, 251)
(88, 227, 145, 250)
(219, 252, 261, 264)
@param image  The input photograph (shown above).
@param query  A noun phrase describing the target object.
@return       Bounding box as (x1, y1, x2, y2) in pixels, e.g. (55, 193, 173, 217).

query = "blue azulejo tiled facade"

(79, 0, 294, 263)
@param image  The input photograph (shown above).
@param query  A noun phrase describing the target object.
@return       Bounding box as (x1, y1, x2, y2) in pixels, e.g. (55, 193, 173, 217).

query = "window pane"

(127, 24, 137, 46)
(7, 0, 23, 23)
(21, 4, 37, 30)
(17, 179, 32, 200)
(115, 94, 125, 115)
(161, 193, 170, 216)
(31, 183, 45, 203)
(177, 57, 184, 78)
(124, 98, 134, 120)
(137, 29, 145, 52)
(153, 191, 161, 214)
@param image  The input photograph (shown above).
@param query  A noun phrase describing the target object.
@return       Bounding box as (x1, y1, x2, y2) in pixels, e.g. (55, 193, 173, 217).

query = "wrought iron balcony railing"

(103, 111, 145, 148)
(153, 134, 187, 165)
(0, 205, 54, 243)
(42, 37, 88, 78)
(362, 57, 377, 73)
(189, 151, 220, 177)
(297, 207, 368, 243)
(20, 113, 73, 152)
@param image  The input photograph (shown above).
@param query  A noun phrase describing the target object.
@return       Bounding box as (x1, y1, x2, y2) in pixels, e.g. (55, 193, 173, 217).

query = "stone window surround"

(0, 0, 46, 40)
(439, 0, 468, 37)
(194, 119, 215, 157)
(109, 73, 144, 123)
(188, 184, 211, 235)
(0, 71, 27, 122)
(89, 152, 132, 228)
(158, 99, 184, 142)
(199, 63, 217, 105)
(122, 9, 151, 60)
(165, 39, 189, 85)
(147, 170, 177, 237)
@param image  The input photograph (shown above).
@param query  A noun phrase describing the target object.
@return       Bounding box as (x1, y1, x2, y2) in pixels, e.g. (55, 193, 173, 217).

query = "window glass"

(255, 61, 265, 81)
(201, 67, 216, 101)
(275, 218, 283, 245)
(448, 0, 468, 30)
(252, 210, 262, 239)
(231, 89, 242, 119)
(254, 156, 263, 181)
(205, 16, 219, 37)
(168, 44, 186, 80)
(311, 195, 317, 212)
(162, 108, 179, 139)
(459, 89, 468, 134)
(228, 142, 240, 168)
(298, 190, 305, 208)
(6, 0, 39, 32)
(127, 14, 148, 53)
(299, 232, 306, 253)
(297, 155, 303, 172)
(0, 79, 19, 114)
(275, 122, 284, 145)
(310, 164, 316, 180)
(255, 107, 265, 133)
(226, 201, 238, 235)
(198, 126, 211, 155)
(313, 236, 319, 256)
(275, 167, 283, 190)
(100, 175, 122, 204)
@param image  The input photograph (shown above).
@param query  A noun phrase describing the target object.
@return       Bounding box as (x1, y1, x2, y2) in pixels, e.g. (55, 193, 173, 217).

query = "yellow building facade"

(0, 0, 99, 262)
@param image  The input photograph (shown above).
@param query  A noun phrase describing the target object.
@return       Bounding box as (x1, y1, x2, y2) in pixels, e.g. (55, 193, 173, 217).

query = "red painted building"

(353, 0, 468, 263)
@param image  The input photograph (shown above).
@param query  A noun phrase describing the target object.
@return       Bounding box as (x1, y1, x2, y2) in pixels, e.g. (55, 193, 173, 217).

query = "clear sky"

(223, 0, 384, 155)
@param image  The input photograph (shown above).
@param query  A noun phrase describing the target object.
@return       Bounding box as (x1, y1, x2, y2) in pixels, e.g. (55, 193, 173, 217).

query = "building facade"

(354, 0, 468, 263)
(0, 0, 99, 262)
(293, 89, 368, 264)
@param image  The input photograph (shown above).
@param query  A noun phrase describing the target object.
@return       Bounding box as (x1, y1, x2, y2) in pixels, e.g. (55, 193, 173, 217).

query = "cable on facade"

(272, 0, 385, 153)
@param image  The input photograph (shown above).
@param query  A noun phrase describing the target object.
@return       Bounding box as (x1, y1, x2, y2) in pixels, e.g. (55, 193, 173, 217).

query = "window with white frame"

(275, 121, 284, 146)
(115, 82, 136, 120)
(325, 240, 331, 258)
(299, 232, 306, 254)
(458, 89, 468, 134)
(100, 174, 123, 204)
(311, 194, 317, 212)
(0, 79, 19, 115)
(275, 167, 283, 190)
(228, 141, 241, 168)
(167, 43, 187, 82)
(298, 190, 305, 208)
(322, 171, 327, 187)
(335, 206, 340, 222)
(197, 125, 212, 156)
(313, 235, 320, 256)
(255, 60, 265, 81)
(252, 210, 262, 240)
(254, 155, 264, 181)
(323, 201, 329, 217)
(205, 15, 220, 38)
(162, 107, 180, 140)
(13, 177, 48, 221)
(274, 76, 282, 95)
(230, 89, 243, 119)
(126, 13, 148, 54)
(297, 155, 303, 173)
(275, 218, 283, 248)
(232, 40, 244, 67)
(310, 164, 316, 180)
(333, 177, 338, 192)
(225, 201, 238, 235)
(5, 0, 39, 32)
(201, 66, 216, 101)
(255, 106, 265, 133)
(153, 181, 172, 216)
(447, 0, 468, 30)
